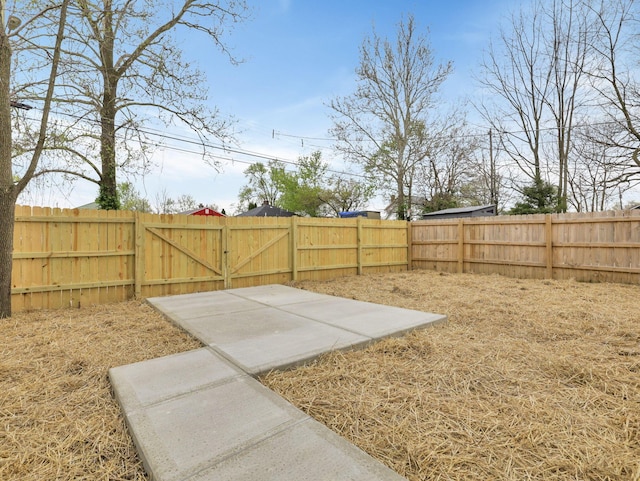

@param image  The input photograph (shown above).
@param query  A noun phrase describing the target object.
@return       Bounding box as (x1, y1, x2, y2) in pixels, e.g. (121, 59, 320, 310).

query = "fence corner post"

(457, 219, 464, 274)
(406, 220, 412, 271)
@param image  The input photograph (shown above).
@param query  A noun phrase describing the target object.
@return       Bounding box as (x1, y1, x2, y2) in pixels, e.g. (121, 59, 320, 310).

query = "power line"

(17, 103, 640, 178)
(23, 100, 638, 152)
(18, 107, 372, 180)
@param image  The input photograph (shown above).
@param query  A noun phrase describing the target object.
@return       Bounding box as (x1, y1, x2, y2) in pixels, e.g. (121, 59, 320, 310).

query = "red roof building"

(179, 206, 225, 217)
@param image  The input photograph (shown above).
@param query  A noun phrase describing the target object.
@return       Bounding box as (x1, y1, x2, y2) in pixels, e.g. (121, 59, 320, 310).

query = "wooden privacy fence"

(11, 206, 640, 312)
(11, 206, 409, 312)
(411, 210, 640, 284)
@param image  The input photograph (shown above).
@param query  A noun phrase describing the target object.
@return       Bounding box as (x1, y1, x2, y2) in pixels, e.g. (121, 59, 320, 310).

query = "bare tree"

(586, 0, 640, 176)
(329, 15, 452, 220)
(415, 121, 479, 213)
(1, 0, 69, 317)
(15, 0, 249, 209)
(153, 188, 176, 214)
(569, 123, 639, 211)
(458, 130, 510, 210)
(319, 175, 374, 216)
(478, 0, 593, 212)
(477, 3, 551, 186)
(544, 0, 592, 211)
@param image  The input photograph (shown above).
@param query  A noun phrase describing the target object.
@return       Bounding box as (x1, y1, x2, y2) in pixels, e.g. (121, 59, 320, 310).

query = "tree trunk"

(0, 19, 15, 317)
(98, 84, 119, 209)
(0, 191, 16, 318)
(396, 177, 406, 220)
(96, 3, 119, 210)
(0, 0, 69, 317)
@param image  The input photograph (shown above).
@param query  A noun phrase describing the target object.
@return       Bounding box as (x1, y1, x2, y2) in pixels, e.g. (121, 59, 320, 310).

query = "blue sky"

(29, 0, 516, 212)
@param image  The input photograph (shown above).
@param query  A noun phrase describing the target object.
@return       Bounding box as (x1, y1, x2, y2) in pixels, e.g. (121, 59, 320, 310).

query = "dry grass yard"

(1, 270, 639, 480)
(0, 301, 201, 481)
(264, 271, 640, 481)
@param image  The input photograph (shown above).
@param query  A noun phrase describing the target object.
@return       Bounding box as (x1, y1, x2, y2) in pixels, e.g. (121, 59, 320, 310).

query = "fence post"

(357, 217, 363, 275)
(290, 216, 298, 282)
(457, 219, 464, 274)
(407, 220, 412, 271)
(222, 222, 231, 289)
(545, 215, 553, 279)
(134, 212, 144, 298)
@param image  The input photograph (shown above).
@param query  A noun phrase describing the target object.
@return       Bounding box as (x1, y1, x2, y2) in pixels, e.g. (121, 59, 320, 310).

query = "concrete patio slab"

(224, 283, 330, 306)
(111, 284, 447, 481)
(175, 306, 370, 375)
(109, 348, 242, 413)
(278, 297, 447, 338)
(121, 375, 307, 481)
(149, 290, 265, 320)
(190, 418, 407, 481)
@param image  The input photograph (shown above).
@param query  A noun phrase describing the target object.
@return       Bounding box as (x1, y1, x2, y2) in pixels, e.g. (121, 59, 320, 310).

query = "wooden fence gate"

(135, 215, 295, 299)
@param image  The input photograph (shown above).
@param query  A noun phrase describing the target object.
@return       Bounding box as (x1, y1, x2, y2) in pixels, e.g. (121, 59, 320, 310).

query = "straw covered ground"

(0, 301, 201, 480)
(1, 271, 639, 481)
(263, 271, 640, 481)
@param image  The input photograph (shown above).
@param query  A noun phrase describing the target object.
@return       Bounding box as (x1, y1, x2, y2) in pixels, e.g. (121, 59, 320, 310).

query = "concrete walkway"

(109, 284, 446, 481)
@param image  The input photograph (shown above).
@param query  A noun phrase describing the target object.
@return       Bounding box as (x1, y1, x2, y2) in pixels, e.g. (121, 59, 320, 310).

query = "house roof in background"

(178, 207, 225, 216)
(236, 202, 296, 217)
(422, 204, 496, 217)
(76, 202, 100, 210)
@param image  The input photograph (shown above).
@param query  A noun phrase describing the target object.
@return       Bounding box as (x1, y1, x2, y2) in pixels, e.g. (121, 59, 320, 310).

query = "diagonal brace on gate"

(231, 231, 289, 275)
(148, 228, 223, 276)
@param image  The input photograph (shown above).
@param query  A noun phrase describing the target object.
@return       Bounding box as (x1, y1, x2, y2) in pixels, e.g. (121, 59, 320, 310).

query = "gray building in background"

(420, 205, 497, 220)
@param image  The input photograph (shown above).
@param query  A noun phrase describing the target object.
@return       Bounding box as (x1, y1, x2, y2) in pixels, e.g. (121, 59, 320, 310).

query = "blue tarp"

(338, 211, 365, 218)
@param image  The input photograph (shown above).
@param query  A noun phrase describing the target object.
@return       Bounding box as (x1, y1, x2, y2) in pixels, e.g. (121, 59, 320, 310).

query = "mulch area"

(1, 270, 639, 480)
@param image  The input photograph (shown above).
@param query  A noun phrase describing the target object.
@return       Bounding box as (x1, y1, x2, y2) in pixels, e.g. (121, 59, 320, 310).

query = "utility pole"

(489, 129, 498, 206)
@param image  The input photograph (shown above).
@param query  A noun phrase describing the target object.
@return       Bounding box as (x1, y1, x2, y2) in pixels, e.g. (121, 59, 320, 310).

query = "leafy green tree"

(238, 160, 286, 210)
(508, 180, 560, 215)
(278, 152, 327, 217)
(175, 194, 198, 213)
(238, 152, 374, 217)
(421, 193, 459, 214)
(117, 182, 152, 212)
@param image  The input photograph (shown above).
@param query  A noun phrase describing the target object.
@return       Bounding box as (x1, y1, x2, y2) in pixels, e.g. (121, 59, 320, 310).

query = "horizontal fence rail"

(411, 210, 640, 284)
(11, 206, 409, 312)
